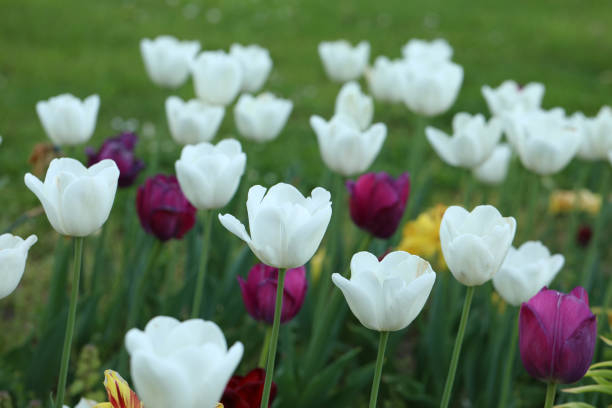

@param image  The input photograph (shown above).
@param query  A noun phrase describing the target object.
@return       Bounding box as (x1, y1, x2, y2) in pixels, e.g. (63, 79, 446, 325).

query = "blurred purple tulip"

(86, 132, 144, 187)
(519, 286, 597, 384)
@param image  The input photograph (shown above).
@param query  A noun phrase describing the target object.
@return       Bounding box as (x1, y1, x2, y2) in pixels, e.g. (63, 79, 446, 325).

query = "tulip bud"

(572, 106, 612, 161)
(401, 38, 453, 63)
(136, 174, 196, 241)
(238, 263, 307, 324)
(36, 94, 100, 146)
(346, 172, 410, 239)
(481, 80, 544, 118)
(365, 56, 406, 104)
(86, 132, 144, 188)
(0, 234, 37, 299)
(334, 81, 373, 131)
(519, 287, 596, 384)
(229, 43, 273, 93)
(221, 368, 277, 408)
(165, 96, 225, 145)
(234, 93, 293, 143)
(191, 51, 243, 106)
(140, 36, 200, 89)
(318, 40, 370, 82)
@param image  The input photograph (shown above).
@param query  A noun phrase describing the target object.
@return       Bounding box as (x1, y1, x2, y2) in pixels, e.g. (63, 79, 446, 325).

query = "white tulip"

(25, 158, 119, 237)
(219, 183, 332, 269)
(334, 81, 374, 131)
(426, 113, 502, 168)
(318, 40, 370, 82)
(166, 96, 225, 145)
(573, 107, 612, 161)
(481, 80, 544, 118)
(310, 114, 386, 176)
(229, 43, 273, 93)
(365, 56, 406, 103)
(191, 51, 243, 106)
(234, 93, 293, 142)
(175, 139, 246, 210)
(505, 108, 581, 175)
(401, 60, 463, 116)
(440, 205, 516, 286)
(126, 316, 243, 408)
(493, 241, 564, 306)
(401, 38, 453, 63)
(0, 234, 37, 299)
(63, 398, 98, 408)
(140, 36, 200, 88)
(332, 251, 436, 332)
(472, 143, 513, 185)
(36, 94, 100, 146)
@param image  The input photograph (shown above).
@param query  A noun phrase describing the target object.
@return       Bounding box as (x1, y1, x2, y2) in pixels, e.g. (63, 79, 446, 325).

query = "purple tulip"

(519, 286, 597, 384)
(238, 263, 308, 324)
(136, 174, 196, 241)
(346, 172, 410, 239)
(86, 132, 145, 187)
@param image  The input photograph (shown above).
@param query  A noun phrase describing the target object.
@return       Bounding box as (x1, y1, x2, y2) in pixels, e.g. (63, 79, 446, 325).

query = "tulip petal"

(519, 302, 552, 381)
(59, 176, 112, 236)
(218, 214, 252, 246)
(24, 173, 64, 234)
(332, 273, 380, 330)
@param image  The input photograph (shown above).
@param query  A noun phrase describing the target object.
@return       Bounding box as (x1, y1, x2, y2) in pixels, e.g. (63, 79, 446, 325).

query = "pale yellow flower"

(397, 204, 447, 270)
(549, 189, 602, 215)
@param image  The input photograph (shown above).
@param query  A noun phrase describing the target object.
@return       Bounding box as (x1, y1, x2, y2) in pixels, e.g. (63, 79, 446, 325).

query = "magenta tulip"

(238, 263, 308, 324)
(519, 286, 597, 384)
(346, 172, 410, 239)
(86, 132, 144, 187)
(136, 174, 196, 241)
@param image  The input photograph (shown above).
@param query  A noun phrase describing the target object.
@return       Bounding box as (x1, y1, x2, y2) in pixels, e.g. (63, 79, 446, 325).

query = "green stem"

(369, 331, 390, 408)
(462, 170, 474, 208)
(191, 210, 214, 318)
(543, 382, 557, 408)
(497, 312, 519, 408)
(524, 174, 540, 241)
(54, 237, 84, 407)
(258, 327, 272, 368)
(440, 285, 475, 408)
(260, 268, 286, 408)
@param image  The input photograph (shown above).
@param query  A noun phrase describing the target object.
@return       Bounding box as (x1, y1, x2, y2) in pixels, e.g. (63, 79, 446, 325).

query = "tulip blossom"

(36, 94, 100, 146)
(310, 114, 386, 176)
(571, 107, 612, 161)
(191, 51, 243, 106)
(239, 263, 307, 324)
(365, 56, 406, 103)
(86, 132, 144, 188)
(126, 316, 243, 408)
(426, 113, 502, 168)
(492, 241, 564, 306)
(519, 287, 596, 384)
(318, 40, 370, 82)
(0, 234, 37, 299)
(332, 251, 436, 331)
(346, 172, 410, 239)
(25, 158, 119, 237)
(94, 370, 143, 408)
(166, 96, 225, 145)
(472, 143, 512, 185)
(234, 93, 293, 143)
(229, 43, 273, 93)
(548, 189, 601, 216)
(482, 80, 545, 118)
(576, 225, 592, 247)
(334, 81, 374, 131)
(140, 35, 200, 88)
(136, 174, 196, 241)
(219, 183, 332, 269)
(401, 38, 453, 63)
(221, 368, 277, 408)
(397, 204, 446, 270)
(175, 139, 246, 210)
(440, 205, 516, 286)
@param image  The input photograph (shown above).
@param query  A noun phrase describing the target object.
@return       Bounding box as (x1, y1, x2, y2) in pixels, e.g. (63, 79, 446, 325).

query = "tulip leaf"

(600, 336, 612, 346)
(553, 403, 596, 408)
(562, 384, 612, 395)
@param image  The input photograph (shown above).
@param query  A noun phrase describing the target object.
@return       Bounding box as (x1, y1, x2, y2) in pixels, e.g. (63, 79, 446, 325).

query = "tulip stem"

(440, 285, 475, 408)
(497, 312, 519, 408)
(544, 382, 557, 408)
(191, 210, 214, 318)
(54, 236, 84, 408)
(369, 331, 390, 408)
(258, 327, 272, 368)
(260, 268, 286, 408)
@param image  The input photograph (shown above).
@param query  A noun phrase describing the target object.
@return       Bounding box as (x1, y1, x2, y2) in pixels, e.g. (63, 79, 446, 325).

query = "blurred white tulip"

(234, 93, 293, 142)
(140, 35, 200, 88)
(334, 81, 373, 131)
(0, 234, 37, 299)
(365, 56, 406, 103)
(166, 96, 224, 145)
(36, 94, 100, 146)
(572, 107, 612, 161)
(402, 38, 453, 63)
(472, 143, 513, 185)
(229, 43, 273, 93)
(482, 80, 545, 118)
(191, 51, 243, 106)
(318, 40, 370, 82)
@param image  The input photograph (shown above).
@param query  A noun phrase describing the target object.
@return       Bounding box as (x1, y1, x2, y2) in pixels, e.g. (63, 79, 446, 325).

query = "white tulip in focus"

(126, 316, 243, 408)
(481, 80, 544, 118)
(426, 113, 502, 168)
(219, 183, 332, 269)
(401, 60, 463, 116)
(0, 234, 37, 299)
(36, 94, 100, 146)
(493, 241, 564, 306)
(365, 56, 406, 103)
(334, 81, 374, 131)
(310, 114, 386, 176)
(234, 93, 293, 142)
(440, 205, 516, 286)
(573, 107, 612, 161)
(166, 96, 225, 145)
(318, 40, 370, 82)
(472, 143, 513, 185)
(175, 139, 246, 210)
(191, 51, 243, 106)
(140, 36, 200, 88)
(24, 158, 119, 237)
(229, 43, 273, 93)
(332, 251, 436, 332)
(401, 38, 453, 63)
(505, 108, 581, 175)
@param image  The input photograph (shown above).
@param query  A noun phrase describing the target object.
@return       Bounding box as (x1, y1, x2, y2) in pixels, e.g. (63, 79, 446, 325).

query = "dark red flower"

(576, 225, 592, 247)
(86, 132, 144, 187)
(221, 368, 277, 408)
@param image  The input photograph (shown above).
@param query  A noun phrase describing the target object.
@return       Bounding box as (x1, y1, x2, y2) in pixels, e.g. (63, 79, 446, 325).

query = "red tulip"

(86, 132, 144, 187)
(221, 368, 277, 408)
